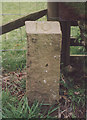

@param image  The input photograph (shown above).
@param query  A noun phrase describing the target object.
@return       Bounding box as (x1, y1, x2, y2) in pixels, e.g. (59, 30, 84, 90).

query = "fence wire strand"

(2, 2, 26, 71)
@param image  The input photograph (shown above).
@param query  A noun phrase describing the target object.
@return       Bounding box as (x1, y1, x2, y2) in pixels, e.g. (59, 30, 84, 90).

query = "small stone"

(74, 92, 80, 95)
(45, 70, 48, 73)
(44, 42, 47, 45)
(43, 80, 47, 84)
(54, 56, 57, 58)
(50, 43, 52, 45)
(54, 80, 57, 83)
(50, 89, 52, 92)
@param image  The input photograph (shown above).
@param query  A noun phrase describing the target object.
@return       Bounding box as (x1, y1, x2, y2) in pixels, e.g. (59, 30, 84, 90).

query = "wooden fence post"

(60, 21, 71, 66)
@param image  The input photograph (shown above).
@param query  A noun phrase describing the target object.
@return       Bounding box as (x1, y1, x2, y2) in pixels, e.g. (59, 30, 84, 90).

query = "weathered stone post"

(25, 21, 62, 104)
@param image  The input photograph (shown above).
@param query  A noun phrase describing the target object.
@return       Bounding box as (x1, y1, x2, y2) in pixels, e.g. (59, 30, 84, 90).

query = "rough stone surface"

(25, 21, 62, 104)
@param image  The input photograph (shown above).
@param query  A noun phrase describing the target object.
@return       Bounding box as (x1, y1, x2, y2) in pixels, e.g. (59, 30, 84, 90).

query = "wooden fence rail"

(0, 9, 47, 35)
(70, 38, 84, 46)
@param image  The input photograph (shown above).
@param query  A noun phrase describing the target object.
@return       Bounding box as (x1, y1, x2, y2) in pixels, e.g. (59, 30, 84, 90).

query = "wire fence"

(1, 2, 47, 72)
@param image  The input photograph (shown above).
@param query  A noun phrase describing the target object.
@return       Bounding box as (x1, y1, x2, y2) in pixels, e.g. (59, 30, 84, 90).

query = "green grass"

(2, 50, 26, 71)
(2, 2, 47, 24)
(71, 26, 80, 37)
(60, 73, 86, 117)
(2, 26, 27, 71)
(2, 90, 58, 118)
(70, 46, 85, 55)
(70, 26, 86, 55)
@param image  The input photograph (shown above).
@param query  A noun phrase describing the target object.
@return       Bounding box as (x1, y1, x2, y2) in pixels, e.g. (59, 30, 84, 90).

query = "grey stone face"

(25, 21, 62, 104)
